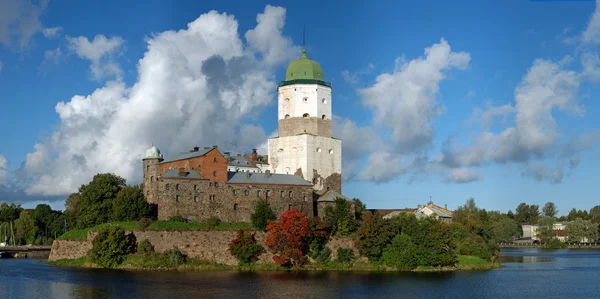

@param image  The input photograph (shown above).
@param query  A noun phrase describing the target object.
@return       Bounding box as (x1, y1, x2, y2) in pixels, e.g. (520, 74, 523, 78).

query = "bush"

(165, 247, 187, 267)
(457, 237, 492, 261)
(251, 200, 277, 231)
(308, 240, 331, 264)
(169, 215, 188, 223)
(136, 218, 153, 231)
(206, 216, 221, 229)
(138, 239, 154, 254)
(90, 226, 135, 268)
(382, 233, 419, 270)
(336, 248, 354, 264)
(229, 229, 265, 265)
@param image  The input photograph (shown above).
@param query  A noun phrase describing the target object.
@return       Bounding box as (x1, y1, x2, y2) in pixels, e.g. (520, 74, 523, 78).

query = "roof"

(317, 190, 351, 203)
(424, 206, 453, 218)
(371, 209, 417, 216)
(554, 230, 569, 237)
(383, 210, 428, 220)
(227, 171, 312, 186)
(161, 169, 205, 180)
(228, 155, 257, 168)
(160, 147, 214, 163)
(143, 145, 163, 160)
(426, 203, 454, 217)
(284, 49, 326, 82)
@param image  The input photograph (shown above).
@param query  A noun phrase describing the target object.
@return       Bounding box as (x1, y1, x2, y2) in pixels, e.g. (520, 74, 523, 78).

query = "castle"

(142, 48, 345, 222)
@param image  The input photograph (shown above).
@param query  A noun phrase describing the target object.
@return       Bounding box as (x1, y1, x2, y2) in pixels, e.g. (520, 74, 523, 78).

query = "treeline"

(507, 202, 600, 224)
(0, 173, 153, 246)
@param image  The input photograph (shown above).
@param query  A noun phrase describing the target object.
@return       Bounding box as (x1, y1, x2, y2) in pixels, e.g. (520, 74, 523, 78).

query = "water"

(2, 249, 600, 298)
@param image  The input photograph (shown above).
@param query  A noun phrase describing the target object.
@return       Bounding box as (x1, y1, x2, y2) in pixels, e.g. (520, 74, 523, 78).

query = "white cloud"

(469, 103, 514, 128)
(43, 47, 62, 63)
(582, 0, 600, 45)
(67, 35, 125, 80)
(0, 155, 8, 184)
(245, 5, 299, 66)
(20, 6, 295, 196)
(332, 116, 381, 180)
(0, 0, 47, 49)
(341, 63, 374, 85)
(42, 26, 62, 38)
(444, 167, 481, 184)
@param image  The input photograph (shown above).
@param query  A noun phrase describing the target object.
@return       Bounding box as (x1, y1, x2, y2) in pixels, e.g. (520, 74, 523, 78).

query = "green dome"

(285, 49, 324, 82)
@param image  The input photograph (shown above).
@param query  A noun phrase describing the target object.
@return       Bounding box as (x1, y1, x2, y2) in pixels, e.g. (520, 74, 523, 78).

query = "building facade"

(268, 49, 342, 194)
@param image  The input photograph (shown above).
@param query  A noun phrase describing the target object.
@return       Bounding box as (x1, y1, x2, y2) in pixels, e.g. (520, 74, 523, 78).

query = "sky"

(0, 0, 599, 215)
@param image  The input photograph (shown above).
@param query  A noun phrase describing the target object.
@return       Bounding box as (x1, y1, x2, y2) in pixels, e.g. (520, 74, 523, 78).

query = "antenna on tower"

(303, 24, 306, 49)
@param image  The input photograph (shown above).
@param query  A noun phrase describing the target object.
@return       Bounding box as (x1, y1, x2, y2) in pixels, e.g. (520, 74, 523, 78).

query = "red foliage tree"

(265, 208, 314, 267)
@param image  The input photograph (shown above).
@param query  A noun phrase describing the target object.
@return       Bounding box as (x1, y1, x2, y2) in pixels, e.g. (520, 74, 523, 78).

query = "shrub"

(206, 216, 221, 229)
(251, 200, 277, 231)
(229, 229, 265, 265)
(457, 237, 492, 261)
(90, 226, 135, 268)
(336, 248, 354, 264)
(138, 239, 154, 254)
(308, 240, 331, 264)
(136, 218, 153, 231)
(265, 208, 314, 267)
(165, 247, 187, 267)
(355, 213, 395, 261)
(169, 215, 188, 223)
(382, 233, 419, 270)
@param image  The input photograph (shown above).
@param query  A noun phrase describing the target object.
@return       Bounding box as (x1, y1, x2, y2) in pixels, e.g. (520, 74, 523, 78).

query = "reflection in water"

(3, 250, 600, 298)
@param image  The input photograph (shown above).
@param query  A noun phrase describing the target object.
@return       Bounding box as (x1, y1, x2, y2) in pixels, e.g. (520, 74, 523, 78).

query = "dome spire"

(301, 25, 307, 58)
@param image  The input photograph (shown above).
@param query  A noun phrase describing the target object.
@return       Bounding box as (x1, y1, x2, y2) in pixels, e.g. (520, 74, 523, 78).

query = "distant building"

(381, 202, 453, 223)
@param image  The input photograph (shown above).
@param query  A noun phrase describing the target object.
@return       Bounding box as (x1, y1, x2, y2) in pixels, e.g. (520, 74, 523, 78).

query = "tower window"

(304, 72, 307, 75)
(303, 97, 308, 103)
(329, 149, 334, 154)
(303, 113, 309, 118)
(322, 114, 326, 120)
(194, 185, 197, 191)
(257, 190, 262, 198)
(266, 190, 271, 198)
(292, 147, 297, 152)
(285, 98, 290, 102)
(146, 165, 149, 172)
(322, 98, 327, 104)
(316, 148, 322, 152)
(150, 176, 154, 184)
(194, 196, 198, 203)
(288, 191, 293, 198)
(281, 191, 285, 198)
(278, 148, 284, 152)
(284, 114, 290, 119)
(213, 157, 217, 162)
(176, 195, 180, 202)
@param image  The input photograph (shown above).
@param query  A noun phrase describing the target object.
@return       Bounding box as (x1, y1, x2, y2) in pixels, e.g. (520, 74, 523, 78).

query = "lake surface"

(2, 249, 600, 298)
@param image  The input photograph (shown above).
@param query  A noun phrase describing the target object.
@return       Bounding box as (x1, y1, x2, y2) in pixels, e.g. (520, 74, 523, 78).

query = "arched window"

(284, 98, 290, 102)
(292, 147, 297, 152)
(329, 149, 334, 154)
(166, 184, 170, 190)
(266, 190, 271, 198)
(322, 114, 326, 120)
(322, 98, 327, 104)
(214, 182, 218, 187)
(193, 185, 197, 191)
(194, 196, 198, 203)
(278, 148, 284, 152)
(316, 147, 322, 153)
(303, 113, 309, 118)
(284, 114, 290, 119)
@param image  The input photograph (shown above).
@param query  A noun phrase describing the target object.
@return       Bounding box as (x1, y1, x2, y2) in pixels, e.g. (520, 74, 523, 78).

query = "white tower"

(268, 49, 342, 193)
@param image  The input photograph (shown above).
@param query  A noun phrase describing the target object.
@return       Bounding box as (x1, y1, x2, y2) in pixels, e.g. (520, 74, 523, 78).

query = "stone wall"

(278, 118, 331, 137)
(155, 179, 315, 222)
(48, 230, 357, 265)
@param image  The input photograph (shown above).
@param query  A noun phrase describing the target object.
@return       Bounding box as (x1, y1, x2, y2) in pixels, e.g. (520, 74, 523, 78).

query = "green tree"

(515, 203, 540, 224)
(566, 218, 586, 244)
(352, 198, 367, 219)
(537, 216, 555, 244)
(250, 199, 276, 231)
(589, 205, 600, 223)
(228, 229, 265, 265)
(0, 202, 22, 222)
(382, 233, 419, 270)
(324, 197, 358, 236)
(90, 226, 135, 268)
(542, 202, 558, 218)
(75, 173, 126, 228)
(490, 217, 521, 242)
(568, 208, 589, 221)
(14, 211, 38, 245)
(111, 185, 152, 221)
(32, 204, 57, 240)
(355, 212, 396, 261)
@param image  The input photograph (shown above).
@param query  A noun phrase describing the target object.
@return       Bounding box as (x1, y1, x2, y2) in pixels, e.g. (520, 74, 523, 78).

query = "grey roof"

(227, 171, 312, 186)
(317, 190, 350, 202)
(161, 169, 205, 179)
(383, 211, 427, 220)
(228, 156, 257, 168)
(160, 148, 214, 163)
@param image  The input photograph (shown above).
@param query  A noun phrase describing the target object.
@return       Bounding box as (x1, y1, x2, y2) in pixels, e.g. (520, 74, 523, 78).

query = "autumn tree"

(265, 208, 313, 267)
(229, 229, 264, 265)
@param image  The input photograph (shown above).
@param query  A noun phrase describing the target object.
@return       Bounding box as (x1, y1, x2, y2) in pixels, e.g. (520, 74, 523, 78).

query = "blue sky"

(0, 0, 599, 215)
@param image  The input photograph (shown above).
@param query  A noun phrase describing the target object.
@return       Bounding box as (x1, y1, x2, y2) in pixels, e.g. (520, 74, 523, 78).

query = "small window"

(233, 189, 238, 195)
(209, 195, 216, 201)
(288, 204, 292, 210)
(234, 203, 239, 211)
(280, 191, 285, 198)
(285, 98, 290, 102)
(213, 157, 217, 162)
(209, 182, 213, 187)
(303, 97, 308, 103)
(284, 114, 290, 119)
(146, 190, 149, 196)
(304, 71, 307, 75)
(322, 98, 327, 104)
(322, 114, 326, 120)
(257, 190, 262, 198)
(292, 147, 297, 152)
(146, 165, 149, 172)
(303, 113, 309, 118)
(329, 149, 334, 154)
(150, 176, 154, 184)
(316, 147, 321, 153)
(176, 195, 180, 202)
(194, 196, 198, 203)
(213, 171, 217, 177)
(166, 184, 170, 190)
(244, 190, 249, 196)
(303, 195, 307, 201)
(214, 182, 218, 187)
(266, 190, 271, 198)
(288, 191, 293, 198)
(194, 185, 197, 191)
(313, 178, 318, 184)
(278, 148, 284, 152)
(176, 184, 180, 191)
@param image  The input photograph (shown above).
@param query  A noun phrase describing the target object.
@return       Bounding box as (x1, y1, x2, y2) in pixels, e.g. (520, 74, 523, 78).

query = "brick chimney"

(178, 168, 185, 177)
(251, 148, 257, 162)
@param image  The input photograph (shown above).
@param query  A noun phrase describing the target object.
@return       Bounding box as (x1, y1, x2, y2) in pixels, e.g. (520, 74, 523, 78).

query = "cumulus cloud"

(355, 38, 470, 182)
(582, 0, 600, 45)
(42, 26, 62, 38)
(43, 47, 62, 63)
(0, 155, 8, 184)
(332, 116, 381, 179)
(341, 63, 374, 85)
(0, 0, 47, 49)
(245, 5, 299, 66)
(19, 6, 296, 197)
(67, 35, 125, 80)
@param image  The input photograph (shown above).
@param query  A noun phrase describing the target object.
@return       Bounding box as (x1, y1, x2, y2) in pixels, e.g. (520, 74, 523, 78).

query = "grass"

(58, 221, 253, 240)
(43, 257, 102, 268)
(456, 255, 500, 270)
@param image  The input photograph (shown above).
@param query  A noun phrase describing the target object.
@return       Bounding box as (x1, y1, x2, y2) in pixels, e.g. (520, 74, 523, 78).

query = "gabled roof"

(383, 210, 427, 220)
(423, 206, 453, 218)
(228, 155, 257, 168)
(227, 172, 312, 186)
(161, 169, 205, 180)
(160, 147, 214, 163)
(426, 203, 454, 217)
(317, 190, 350, 202)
